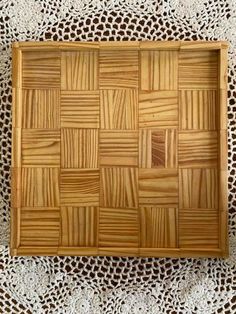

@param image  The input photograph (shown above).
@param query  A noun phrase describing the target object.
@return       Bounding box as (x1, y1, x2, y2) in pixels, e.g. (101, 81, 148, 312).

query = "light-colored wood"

(219, 47, 228, 89)
(11, 41, 228, 258)
(20, 207, 60, 246)
(58, 247, 98, 255)
(61, 128, 98, 168)
(12, 88, 22, 128)
(100, 41, 139, 50)
(139, 129, 177, 168)
(219, 89, 227, 130)
(12, 128, 21, 168)
(99, 208, 139, 247)
(60, 169, 99, 206)
(179, 169, 218, 209)
(99, 50, 139, 89)
(22, 129, 60, 167)
(22, 89, 60, 129)
(179, 90, 217, 130)
(179, 208, 219, 248)
(98, 248, 139, 257)
(178, 131, 218, 168)
(22, 51, 60, 88)
(11, 168, 21, 208)
(100, 131, 138, 166)
(12, 46, 22, 88)
(61, 91, 99, 128)
(61, 51, 98, 90)
(16, 247, 58, 256)
(139, 91, 178, 128)
(180, 41, 222, 50)
(100, 89, 138, 129)
(140, 41, 180, 50)
(100, 167, 138, 208)
(61, 206, 98, 247)
(140, 51, 178, 90)
(21, 168, 60, 207)
(140, 207, 177, 248)
(179, 50, 218, 89)
(139, 169, 178, 206)
(10, 207, 21, 250)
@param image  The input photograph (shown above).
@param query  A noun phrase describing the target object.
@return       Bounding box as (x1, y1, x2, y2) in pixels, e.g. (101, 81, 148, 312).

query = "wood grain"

(100, 167, 138, 208)
(140, 50, 178, 90)
(139, 129, 177, 168)
(61, 51, 98, 90)
(61, 128, 98, 168)
(179, 131, 218, 168)
(22, 89, 60, 129)
(99, 207, 138, 247)
(61, 91, 99, 128)
(21, 168, 60, 207)
(100, 89, 138, 129)
(179, 169, 218, 209)
(139, 169, 178, 207)
(179, 208, 219, 248)
(99, 50, 138, 89)
(139, 91, 178, 128)
(179, 90, 217, 130)
(22, 129, 60, 167)
(11, 41, 228, 258)
(100, 131, 138, 166)
(61, 206, 98, 247)
(22, 51, 60, 88)
(140, 207, 177, 248)
(20, 207, 60, 246)
(61, 169, 99, 206)
(179, 50, 218, 89)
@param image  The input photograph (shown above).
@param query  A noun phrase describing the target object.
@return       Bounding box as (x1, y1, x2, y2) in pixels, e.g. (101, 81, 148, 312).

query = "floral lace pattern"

(0, 0, 236, 313)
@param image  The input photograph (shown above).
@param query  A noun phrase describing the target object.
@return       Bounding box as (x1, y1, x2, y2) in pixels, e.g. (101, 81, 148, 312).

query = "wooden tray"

(11, 41, 228, 257)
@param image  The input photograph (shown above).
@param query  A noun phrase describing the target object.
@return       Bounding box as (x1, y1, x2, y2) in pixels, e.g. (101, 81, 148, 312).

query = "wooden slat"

(20, 207, 60, 246)
(179, 168, 218, 209)
(140, 207, 178, 248)
(21, 168, 60, 207)
(100, 167, 138, 208)
(61, 206, 98, 247)
(178, 131, 218, 168)
(60, 169, 99, 206)
(58, 247, 98, 255)
(140, 50, 178, 90)
(22, 89, 60, 129)
(179, 208, 219, 249)
(22, 51, 60, 88)
(140, 41, 180, 50)
(100, 131, 138, 166)
(10, 207, 21, 250)
(22, 129, 60, 167)
(139, 129, 177, 168)
(99, 50, 138, 89)
(61, 128, 98, 168)
(61, 91, 99, 128)
(139, 169, 178, 207)
(100, 89, 138, 130)
(99, 207, 138, 247)
(61, 51, 98, 90)
(139, 91, 178, 128)
(179, 90, 217, 130)
(179, 50, 218, 89)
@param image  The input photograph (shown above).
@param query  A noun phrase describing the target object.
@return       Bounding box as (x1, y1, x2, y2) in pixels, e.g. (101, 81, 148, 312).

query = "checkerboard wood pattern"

(11, 41, 228, 257)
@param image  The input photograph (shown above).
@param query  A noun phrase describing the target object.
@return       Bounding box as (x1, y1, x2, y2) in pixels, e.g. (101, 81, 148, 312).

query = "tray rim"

(10, 40, 229, 258)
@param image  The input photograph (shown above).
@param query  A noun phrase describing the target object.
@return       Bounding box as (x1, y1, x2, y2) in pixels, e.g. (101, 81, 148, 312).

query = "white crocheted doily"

(0, 1, 236, 313)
